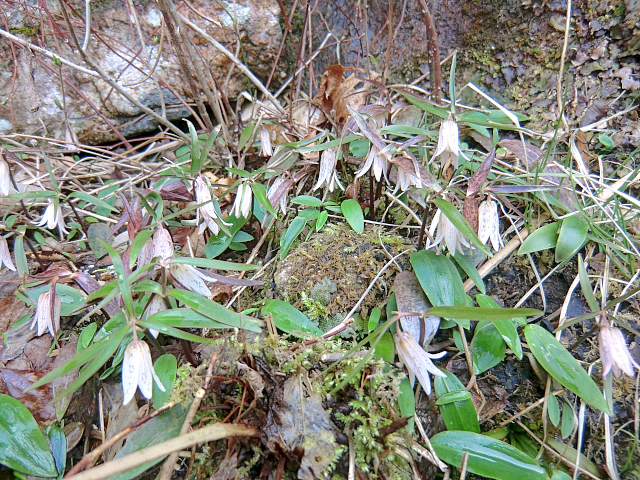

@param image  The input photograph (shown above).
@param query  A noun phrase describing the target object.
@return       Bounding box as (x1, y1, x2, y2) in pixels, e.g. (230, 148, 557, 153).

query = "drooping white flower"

(259, 127, 273, 157)
(145, 295, 168, 338)
(0, 236, 16, 271)
(478, 199, 502, 251)
(233, 182, 253, 218)
(30, 285, 61, 337)
(137, 235, 154, 267)
(313, 147, 344, 192)
(169, 263, 213, 297)
(394, 331, 446, 395)
(194, 175, 230, 236)
(36, 199, 68, 235)
(153, 225, 174, 263)
(600, 326, 640, 378)
(0, 157, 14, 196)
(432, 116, 460, 168)
(355, 144, 389, 183)
(122, 339, 165, 405)
(267, 175, 288, 216)
(429, 208, 469, 254)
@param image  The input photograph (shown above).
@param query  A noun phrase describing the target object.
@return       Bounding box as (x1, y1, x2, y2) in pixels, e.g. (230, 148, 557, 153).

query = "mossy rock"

(273, 223, 414, 321)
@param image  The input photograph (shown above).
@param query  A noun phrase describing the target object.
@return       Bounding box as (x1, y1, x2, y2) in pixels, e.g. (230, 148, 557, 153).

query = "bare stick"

(417, 0, 442, 104)
(0, 28, 98, 77)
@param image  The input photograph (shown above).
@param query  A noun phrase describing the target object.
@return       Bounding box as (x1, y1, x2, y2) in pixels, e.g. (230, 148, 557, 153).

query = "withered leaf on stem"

(462, 196, 479, 235)
(393, 271, 440, 347)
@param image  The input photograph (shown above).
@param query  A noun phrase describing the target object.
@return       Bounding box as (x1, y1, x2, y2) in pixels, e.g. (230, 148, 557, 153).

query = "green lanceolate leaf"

(431, 431, 548, 480)
(262, 299, 322, 336)
(578, 255, 599, 312)
(169, 256, 257, 270)
(168, 289, 262, 332)
(280, 216, 307, 259)
(453, 253, 486, 293)
(411, 250, 466, 309)
(555, 215, 588, 263)
(374, 331, 395, 363)
(251, 182, 276, 217)
(152, 354, 177, 408)
(518, 222, 559, 255)
(341, 199, 364, 234)
(147, 308, 230, 329)
(398, 377, 416, 433)
(138, 321, 216, 344)
(129, 229, 154, 269)
(561, 401, 575, 438)
(475, 294, 523, 359)
(432, 198, 491, 256)
(434, 371, 480, 433)
(471, 322, 506, 374)
(0, 394, 57, 477)
(524, 324, 610, 414)
(428, 306, 540, 321)
(547, 393, 560, 427)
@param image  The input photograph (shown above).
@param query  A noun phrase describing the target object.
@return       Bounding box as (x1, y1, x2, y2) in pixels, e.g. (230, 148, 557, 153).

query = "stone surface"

(0, 0, 282, 144)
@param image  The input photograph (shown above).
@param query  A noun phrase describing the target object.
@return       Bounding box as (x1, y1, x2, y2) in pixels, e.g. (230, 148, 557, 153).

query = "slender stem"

(417, 0, 442, 104)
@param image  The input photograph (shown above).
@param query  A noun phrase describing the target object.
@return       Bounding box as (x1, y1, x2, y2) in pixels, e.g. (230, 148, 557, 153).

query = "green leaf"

(68, 191, 118, 213)
(555, 215, 588, 263)
(290, 195, 323, 207)
(398, 378, 416, 433)
(597, 133, 614, 150)
(262, 299, 322, 336)
(280, 216, 307, 259)
(316, 210, 328, 231)
(432, 198, 491, 256)
(204, 214, 248, 259)
(78, 322, 98, 351)
(524, 325, 610, 414)
(298, 209, 320, 221)
(471, 322, 506, 374)
(411, 250, 466, 308)
(341, 199, 364, 234)
(547, 393, 560, 427)
(435, 390, 473, 405)
(197, 127, 219, 172)
(518, 222, 559, 255)
(374, 331, 395, 363)
(395, 89, 450, 119)
(147, 308, 231, 329)
(101, 241, 134, 318)
(452, 253, 486, 293)
(131, 280, 164, 295)
(434, 370, 480, 433)
(238, 123, 255, 151)
(0, 394, 57, 477)
(577, 255, 599, 312)
(428, 306, 540, 321)
(475, 294, 523, 359)
(168, 289, 262, 332)
(46, 425, 66, 477)
(169, 256, 257, 270)
(153, 354, 177, 408)
(561, 402, 575, 439)
(368, 307, 381, 332)
(251, 182, 276, 217)
(431, 431, 547, 480)
(14, 235, 28, 278)
(138, 321, 216, 344)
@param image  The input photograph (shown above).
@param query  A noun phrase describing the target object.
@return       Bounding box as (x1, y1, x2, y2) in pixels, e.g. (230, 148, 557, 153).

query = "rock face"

(1, 0, 282, 144)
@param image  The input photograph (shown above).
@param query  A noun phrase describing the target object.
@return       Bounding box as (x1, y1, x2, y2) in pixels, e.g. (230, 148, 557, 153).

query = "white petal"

(259, 127, 273, 157)
(314, 148, 337, 191)
(170, 264, 211, 297)
(478, 200, 500, 250)
(0, 237, 16, 271)
(0, 159, 14, 196)
(140, 341, 166, 394)
(153, 227, 174, 261)
(354, 145, 377, 179)
(136, 341, 154, 399)
(122, 341, 142, 405)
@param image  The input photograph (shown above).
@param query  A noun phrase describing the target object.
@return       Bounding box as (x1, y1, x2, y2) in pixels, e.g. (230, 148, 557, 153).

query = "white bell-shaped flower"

(122, 339, 165, 405)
